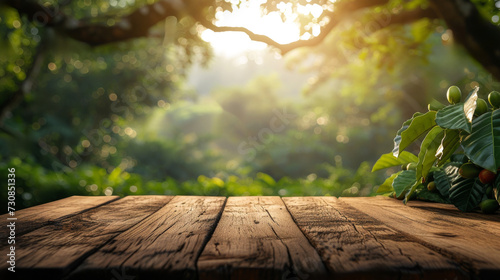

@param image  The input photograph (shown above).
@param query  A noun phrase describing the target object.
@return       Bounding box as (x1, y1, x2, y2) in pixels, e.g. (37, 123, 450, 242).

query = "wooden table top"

(1, 195, 500, 280)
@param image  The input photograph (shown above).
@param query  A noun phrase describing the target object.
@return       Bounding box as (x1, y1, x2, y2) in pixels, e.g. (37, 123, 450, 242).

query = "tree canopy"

(6, 0, 500, 72)
(2, 0, 500, 122)
(1, 0, 500, 209)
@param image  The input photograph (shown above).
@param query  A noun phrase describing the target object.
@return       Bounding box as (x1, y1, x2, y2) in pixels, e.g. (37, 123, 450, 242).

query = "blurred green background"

(1, 0, 499, 211)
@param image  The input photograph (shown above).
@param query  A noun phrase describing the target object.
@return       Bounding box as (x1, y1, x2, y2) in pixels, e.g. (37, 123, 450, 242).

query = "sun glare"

(201, 1, 324, 57)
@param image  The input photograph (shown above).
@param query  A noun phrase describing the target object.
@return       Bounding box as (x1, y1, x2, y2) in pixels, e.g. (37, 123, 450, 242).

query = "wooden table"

(1, 196, 500, 280)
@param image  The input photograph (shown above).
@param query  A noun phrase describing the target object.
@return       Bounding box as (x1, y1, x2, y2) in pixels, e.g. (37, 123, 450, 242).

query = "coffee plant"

(373, 86, 500, 213)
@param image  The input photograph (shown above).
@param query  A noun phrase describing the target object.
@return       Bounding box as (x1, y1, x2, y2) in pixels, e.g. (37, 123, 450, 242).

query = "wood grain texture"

(5, 195, 500, 280)
(0, 195, 119, 239)
(0, 196, 172, 280)
(283, 196, 467, 280)
(197, 196, 328, 280)
(396, 199, 500, 229)
(341, 196, 500, 279)
(67, 196, 226, 280)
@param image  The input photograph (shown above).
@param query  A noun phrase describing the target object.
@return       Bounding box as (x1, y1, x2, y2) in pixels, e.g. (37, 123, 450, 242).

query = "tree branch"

(5, 0, 185, 46)
(7, 0, 499, 81)
(195, 0, 391, 54)
(66, 1, 185, 45)
(7, 0, 435, 52)
(197, 6, 437, 55)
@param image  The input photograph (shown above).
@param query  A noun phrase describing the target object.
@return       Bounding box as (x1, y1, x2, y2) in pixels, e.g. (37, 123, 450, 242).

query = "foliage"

(0, 156, 378, 213)
(373, 86, 500, 212)
(2, 0, 500, 214)
(0, 1, 207, 174)
(1, 66, 393, 213)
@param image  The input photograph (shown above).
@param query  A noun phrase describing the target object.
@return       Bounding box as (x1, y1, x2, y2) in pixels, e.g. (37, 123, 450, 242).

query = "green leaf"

(433, 164, 460, 199)
(411, 18, 432, 42)
(436, 129, 461, 166)
(461, 109, 500, 172)
(397, 111, 437, 157)
(450, 154, 468, 164)
(393, 170, 417, 197)
(416, 126, 445, 180)
(376, 172, 401, 193)
(436, 105, 471, 132)
(256, 172, 276, 186)
(403, 181, 423, 204)
(428, 98, 446, 111)
(392, 112, 423, 157)
(372, 151, 418, 172)
(435, 87, 479, 133)
(416, 189, 449, 204)
(449, 177, 485, 212)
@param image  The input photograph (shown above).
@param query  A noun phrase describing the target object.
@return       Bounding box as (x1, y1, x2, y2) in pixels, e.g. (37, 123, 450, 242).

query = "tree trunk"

(430, 0, 500, 81)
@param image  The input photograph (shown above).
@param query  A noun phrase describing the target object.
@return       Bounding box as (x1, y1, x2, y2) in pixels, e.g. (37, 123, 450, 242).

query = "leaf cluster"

(373, 87, 500, 212)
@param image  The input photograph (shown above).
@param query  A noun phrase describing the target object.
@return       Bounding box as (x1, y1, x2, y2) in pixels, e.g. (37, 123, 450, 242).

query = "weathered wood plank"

(341, 196, 500, 279)
(0, 196, 172, 280)
(283, 196, 467, 280)
(0, 195, 119, 239)
(395, 200, 500, 229)
(197, 196, 328, 280)
(67, 196, 226, 280)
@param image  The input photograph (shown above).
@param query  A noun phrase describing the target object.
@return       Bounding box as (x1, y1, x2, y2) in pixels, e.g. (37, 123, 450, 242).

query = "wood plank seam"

(193, 197, 228, 276)
(258, 197, 328, 280)
(65, 196, 226, 280)
(0, 195, 121, 239)
(269, 219, 296, 275)
(67, 196, 181, 279)
(347, 197, 500, 278)
(338, 198, 488, 279)
(333, 200, 435, 277)
(61, 196, 178, 279)
(283, 197, 469, 279)
(61, 217, 152, 279)
(8, 196, 500, 279)
(280, 197, 332, 278)
(335, 200, 476, 278)
(0, 196, 174, 280)
(332, 202, 417, 265)
(197, 196, 328, 280)
(62, 235, 131, 279)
